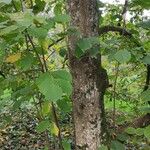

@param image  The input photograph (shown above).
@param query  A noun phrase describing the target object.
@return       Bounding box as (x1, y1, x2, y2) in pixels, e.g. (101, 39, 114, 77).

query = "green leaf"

(135, 128, 144, 136)
(116, 116, 126, 125)
(117, 133, 129, 142)
(139, 106, 150, 113)
(54, 14, 71, 23)
(28, 26, 48, 39)
(44, 146, 48, 150)
(10, 12, 33, 28)
(33, 0, 46, 14)
(51, 70, 72, 82)
(17, 53, 35, 70)
(114, 50, 131, 63)
(75, 46, 84, 58)
(51, 70, 72, 96)
(56, 79, 72, 96)
(50, 122, 59, 136)
(133, 0, 150, 9)
(142, 55, 150, 64)
(144, 126, 150, 139)
(125, 127, 136, 135)
(36, 120, 50, 133)
(41, 101, 51, 116)
(75, 37, 99, 57)
(137, 20, 150, 29)
(77, 38, 92, 51)
(59, 48, 67, 57)
(0, 25, 18, 36)
(62, 140, 71, 150)
(77, 37, 99, 51)
(57, 97, 72, 113)
(141, 89, 150, 102)
(54, 3, 62, 15)
(111, 140, 125, 150)
(99, 145, 108, 150)
(36, 73, 63, 101)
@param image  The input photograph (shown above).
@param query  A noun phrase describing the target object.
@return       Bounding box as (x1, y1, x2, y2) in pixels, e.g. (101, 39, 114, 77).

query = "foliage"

(0, 0, 150, 149)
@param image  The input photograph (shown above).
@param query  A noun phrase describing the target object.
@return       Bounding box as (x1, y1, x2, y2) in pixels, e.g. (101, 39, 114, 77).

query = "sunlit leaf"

(114, 50, 131, 63)
(10, 12, 33, 28)
(125, 127, 136, 135)
(5, 53, 21, 63)
(62, 140, 71, 150)
(50, 122, 59, 136)
(0, 25, 18, 36)
(54, 3, 62, 15)
(99, 145, 108, 150)
(42, 101, 51, 116)
(135, 128, 144, 136)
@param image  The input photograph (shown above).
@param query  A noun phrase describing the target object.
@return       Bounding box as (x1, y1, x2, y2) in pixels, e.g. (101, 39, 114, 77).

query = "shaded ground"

(0, 111, 46, 150)
(0, 108, 149, 150)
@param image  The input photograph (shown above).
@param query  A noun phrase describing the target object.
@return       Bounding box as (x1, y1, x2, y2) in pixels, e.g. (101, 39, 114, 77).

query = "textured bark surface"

(67, 0, 108, 149)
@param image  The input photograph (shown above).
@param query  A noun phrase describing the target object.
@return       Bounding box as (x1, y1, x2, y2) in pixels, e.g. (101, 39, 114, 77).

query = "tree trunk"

(67, 0, 108, 149)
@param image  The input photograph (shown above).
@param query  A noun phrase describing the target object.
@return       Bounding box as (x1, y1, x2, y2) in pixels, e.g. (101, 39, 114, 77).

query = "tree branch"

(98, 25, 132, 36)
(121, 0, 128, 26)
(48, 37, 64, 49)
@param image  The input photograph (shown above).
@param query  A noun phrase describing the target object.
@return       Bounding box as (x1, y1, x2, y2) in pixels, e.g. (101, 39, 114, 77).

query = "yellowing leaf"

(6, 53, 21, 63)
(42, 101, 52, 116)
(50, 122, 59, 136)
(40, 39, 49, 50)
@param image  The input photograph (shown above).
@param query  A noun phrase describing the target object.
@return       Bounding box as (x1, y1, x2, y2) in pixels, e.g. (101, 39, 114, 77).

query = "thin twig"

(48, 37, 64, 49)
(41, 48, 64, 150)
(46, 50, 55, 61)
(26, 33, 45, 72)
(51, 103, 64, 150)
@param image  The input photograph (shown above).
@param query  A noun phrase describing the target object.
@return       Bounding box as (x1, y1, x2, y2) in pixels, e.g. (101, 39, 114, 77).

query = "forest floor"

(0, 110, 46, 150)
(0, 105, 149, 150)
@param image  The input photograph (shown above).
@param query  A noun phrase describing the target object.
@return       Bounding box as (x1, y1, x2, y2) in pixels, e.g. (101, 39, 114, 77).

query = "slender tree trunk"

(67, 0, 108, 149)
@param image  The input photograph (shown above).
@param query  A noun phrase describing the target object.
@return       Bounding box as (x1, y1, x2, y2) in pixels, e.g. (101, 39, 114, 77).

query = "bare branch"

(48, 37, 64, 49)
(98, 25, 132, 36)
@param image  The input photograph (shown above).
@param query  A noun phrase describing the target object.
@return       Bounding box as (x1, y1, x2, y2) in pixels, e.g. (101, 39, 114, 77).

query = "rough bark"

(144, 65, 150, 92)
(67, 0, 108, 149)
(144, 65, 150, 105)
